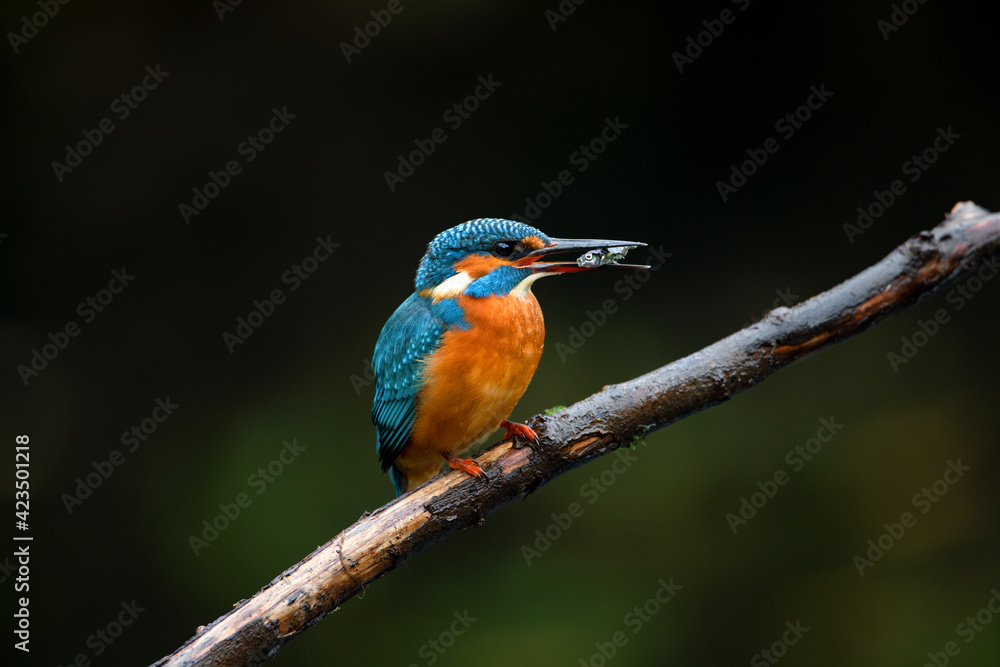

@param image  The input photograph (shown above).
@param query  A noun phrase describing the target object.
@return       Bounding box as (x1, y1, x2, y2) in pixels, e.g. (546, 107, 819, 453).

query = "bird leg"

(500, 419, 541, 447)
(443, 452, 487, 481)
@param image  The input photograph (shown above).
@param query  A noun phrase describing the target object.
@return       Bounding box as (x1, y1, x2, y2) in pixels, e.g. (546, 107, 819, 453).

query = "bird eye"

(492, 241, 516, 257)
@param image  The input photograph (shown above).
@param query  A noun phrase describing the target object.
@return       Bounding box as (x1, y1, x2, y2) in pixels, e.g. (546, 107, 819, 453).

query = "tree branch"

(154, 201, 1000, 666)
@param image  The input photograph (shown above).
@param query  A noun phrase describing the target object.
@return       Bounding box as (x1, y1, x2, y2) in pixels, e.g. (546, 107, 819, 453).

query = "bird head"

(414, 218, 647, 300)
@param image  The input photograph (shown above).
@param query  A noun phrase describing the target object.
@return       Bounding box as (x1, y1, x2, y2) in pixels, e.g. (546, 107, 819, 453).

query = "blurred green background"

(2, 1, 999, 665)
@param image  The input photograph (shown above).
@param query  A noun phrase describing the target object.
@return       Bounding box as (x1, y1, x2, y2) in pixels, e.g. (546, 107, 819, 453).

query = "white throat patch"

(428, 271, 473, 301)
(510, 271, 554, 298)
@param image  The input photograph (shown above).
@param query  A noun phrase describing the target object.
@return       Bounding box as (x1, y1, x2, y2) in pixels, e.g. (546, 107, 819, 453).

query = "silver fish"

(576, 245, 639, 268)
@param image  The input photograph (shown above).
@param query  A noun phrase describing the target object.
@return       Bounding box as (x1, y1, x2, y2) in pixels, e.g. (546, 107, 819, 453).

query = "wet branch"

(154, 201, 1000, 666)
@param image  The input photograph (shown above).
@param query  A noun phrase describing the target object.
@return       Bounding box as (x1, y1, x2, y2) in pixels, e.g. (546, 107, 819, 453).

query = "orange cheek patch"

(521, 235, 546, 250)
(454, 254, 508, 278)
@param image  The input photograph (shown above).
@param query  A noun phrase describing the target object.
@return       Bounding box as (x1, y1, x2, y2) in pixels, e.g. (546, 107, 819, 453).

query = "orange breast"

(405, 292, 545, 465)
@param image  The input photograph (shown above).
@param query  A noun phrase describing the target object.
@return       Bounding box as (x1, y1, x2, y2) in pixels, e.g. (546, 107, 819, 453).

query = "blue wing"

(371, 293, 445, 475)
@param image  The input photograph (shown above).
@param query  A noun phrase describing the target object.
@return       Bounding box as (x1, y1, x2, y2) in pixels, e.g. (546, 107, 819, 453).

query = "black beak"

(513, 237, 650, 273)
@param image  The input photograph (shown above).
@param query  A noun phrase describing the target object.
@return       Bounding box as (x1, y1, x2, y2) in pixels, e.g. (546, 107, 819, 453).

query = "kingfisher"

(372, 218, 646, 497)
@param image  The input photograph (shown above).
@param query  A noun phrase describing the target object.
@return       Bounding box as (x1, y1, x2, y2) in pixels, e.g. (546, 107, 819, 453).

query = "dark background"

(2, 1, 998, 665)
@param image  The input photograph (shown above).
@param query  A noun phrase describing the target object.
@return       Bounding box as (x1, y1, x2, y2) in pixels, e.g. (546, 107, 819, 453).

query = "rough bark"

(154, 201, 1000, 666)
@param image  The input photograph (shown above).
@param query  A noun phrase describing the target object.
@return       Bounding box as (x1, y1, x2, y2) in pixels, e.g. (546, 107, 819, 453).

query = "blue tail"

(389, 465, 408, 498)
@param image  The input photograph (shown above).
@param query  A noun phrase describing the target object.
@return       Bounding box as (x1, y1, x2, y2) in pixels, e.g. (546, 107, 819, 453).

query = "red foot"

(500, 419, 540, 446)
(443, 452, 487, 480)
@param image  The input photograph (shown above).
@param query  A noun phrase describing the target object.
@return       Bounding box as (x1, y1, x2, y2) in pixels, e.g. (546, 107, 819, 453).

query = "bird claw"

(501, 419, 541, 449)
(444, 453, 488, 482)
